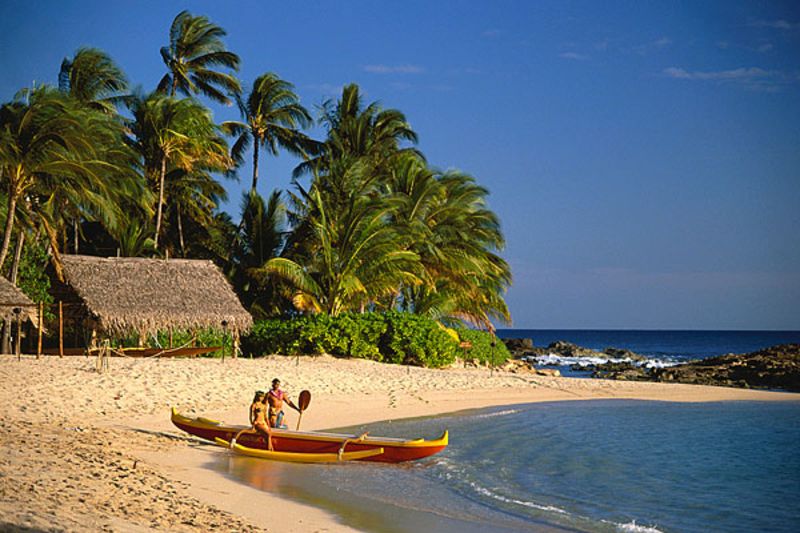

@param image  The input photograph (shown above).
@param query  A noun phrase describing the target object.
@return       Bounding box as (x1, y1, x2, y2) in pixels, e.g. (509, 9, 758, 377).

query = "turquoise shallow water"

(212, 400, 800, 532)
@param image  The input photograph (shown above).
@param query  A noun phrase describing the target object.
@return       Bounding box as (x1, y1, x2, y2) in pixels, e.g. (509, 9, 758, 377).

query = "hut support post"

(169, 328, 173, 348)
(15, 312, 21, 361)
(36, 302, 42, 358)
(58, 301, 63, 358)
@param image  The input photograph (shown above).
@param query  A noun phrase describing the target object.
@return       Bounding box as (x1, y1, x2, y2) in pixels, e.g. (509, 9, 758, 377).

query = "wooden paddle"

(295, 390, 311, 430)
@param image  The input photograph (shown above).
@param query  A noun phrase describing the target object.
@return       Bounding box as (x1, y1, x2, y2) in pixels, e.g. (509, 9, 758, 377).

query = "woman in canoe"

(267, 378, 299, 429)
(248, 390, 273, 450)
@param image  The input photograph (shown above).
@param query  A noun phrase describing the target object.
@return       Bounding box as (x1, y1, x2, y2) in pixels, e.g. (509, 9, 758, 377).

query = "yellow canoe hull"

(214, 437, 384, 463)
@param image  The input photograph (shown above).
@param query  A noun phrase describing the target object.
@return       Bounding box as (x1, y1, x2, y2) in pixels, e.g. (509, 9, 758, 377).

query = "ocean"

(210, 331, 800, 532)
(495, 329, 800, 372)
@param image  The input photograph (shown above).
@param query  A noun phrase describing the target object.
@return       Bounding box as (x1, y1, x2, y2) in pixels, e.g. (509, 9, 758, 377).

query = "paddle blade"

(298, 390, 311, 411)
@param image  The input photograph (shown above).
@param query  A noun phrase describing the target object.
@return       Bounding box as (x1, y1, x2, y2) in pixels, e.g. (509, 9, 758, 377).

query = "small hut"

(50, 255, 252, 355)
(0, 277, 39, 355)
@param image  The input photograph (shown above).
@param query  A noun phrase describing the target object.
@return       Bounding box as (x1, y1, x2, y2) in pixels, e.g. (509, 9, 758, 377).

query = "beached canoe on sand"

(171, 408, 448, 463)
(213, 437, 384, 463)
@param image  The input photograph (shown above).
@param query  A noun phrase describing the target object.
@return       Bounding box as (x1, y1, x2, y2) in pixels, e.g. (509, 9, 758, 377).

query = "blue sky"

(1, 1, 798, 329)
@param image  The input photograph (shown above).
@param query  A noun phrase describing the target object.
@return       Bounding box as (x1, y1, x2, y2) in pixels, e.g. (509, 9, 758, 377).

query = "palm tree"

(293, 83, 420, 183)
(0, 86, 131, 274)
(59, 47, 128, 114)
(263, 163, 421, 316)
(126, 92, 232, 250)
(158, 10, 240, 105)
(222, 73, 315, 193)
(230, 190, 292, 317)
(165, 167, 227, 256)
(388, 156, 511, 328)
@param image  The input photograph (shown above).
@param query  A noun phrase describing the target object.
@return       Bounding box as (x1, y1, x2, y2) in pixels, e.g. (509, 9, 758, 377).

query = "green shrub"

(380, 311, 457, 367)
(241, 312, 458, 367)
(454, 327, 511, 366)
(242, 318, 305, 355)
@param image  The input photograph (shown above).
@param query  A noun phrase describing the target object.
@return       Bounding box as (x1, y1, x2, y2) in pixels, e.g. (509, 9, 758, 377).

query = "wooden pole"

(15, 312, 22, 361)
(58, 301, 64, 357)
(36, 302, 42, 358)
(168, 328, 173, 348)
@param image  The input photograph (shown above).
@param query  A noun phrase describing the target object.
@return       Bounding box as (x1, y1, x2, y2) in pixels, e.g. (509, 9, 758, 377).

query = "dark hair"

(272, 378, 280, 385)
(253, 390, 265, 402)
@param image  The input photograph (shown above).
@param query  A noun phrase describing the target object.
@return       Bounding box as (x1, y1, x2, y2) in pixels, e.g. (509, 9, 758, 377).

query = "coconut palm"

(59, 47, 129, 114)
(293, 83, 420, 183)
(0, 86, 131, 274)
(222, 73, 316, 193)
(126, 92, 232, 250)
(165, 167, 227, 256)
(388, 157, 511, 328)
(228, 190, 292, 317)
(262, 162, 421, 316)
(158, 10, 240, 105)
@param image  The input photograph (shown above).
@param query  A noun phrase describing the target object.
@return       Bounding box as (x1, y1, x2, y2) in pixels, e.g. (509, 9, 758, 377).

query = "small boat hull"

(214, 437, 384, 463)
(171, 408, 447, 463)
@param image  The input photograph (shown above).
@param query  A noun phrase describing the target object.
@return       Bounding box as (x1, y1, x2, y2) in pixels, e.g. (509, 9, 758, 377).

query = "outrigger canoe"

(214, 437, 384, 463)
(171, 408, 448, 463)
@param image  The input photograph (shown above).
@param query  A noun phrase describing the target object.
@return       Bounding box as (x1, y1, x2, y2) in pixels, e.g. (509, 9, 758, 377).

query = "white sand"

(1, 354, 797, 531)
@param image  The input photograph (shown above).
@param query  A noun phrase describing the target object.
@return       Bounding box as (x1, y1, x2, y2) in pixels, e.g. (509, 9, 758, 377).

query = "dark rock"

(503, 338, 534, 353)
(603, 347, 648, 362)
(591, 361, 651, 381)
(595, 344, 800, 392)
(545, 341, 599, 357)
(647, 344, 800, 391)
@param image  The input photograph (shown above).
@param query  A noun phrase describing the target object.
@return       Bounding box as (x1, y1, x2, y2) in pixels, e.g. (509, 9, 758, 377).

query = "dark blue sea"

(495, 329, 800, 374)
(213, 401, 800, 532)
(495, 329, 800, 361)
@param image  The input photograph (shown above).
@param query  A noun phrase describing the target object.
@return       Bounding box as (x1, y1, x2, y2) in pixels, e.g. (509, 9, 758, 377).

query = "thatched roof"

(0, 277, 37, 323)
(58, 255, 252, 337)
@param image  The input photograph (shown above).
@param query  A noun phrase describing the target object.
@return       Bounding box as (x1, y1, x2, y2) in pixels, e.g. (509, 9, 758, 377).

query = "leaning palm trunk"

(41, 218, 65, 281)
(154, 156, 167, 250)
(0, 188, 18, 272)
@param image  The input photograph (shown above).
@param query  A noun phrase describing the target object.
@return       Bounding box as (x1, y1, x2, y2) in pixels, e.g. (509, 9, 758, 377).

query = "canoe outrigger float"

(171, 408, 448, 463)
(213, 437, 384, 463)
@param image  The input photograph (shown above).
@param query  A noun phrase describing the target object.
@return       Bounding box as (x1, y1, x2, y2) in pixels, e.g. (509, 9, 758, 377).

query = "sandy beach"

(1, 354, 797, 532)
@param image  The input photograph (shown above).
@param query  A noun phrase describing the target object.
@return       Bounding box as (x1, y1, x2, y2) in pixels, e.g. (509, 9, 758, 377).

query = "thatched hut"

(51, 255, 252, 344)
(0, 277, 39, 356)
(0, 276, 37, 324)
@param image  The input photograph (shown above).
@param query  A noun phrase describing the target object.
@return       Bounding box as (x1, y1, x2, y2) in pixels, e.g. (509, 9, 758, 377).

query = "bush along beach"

(242, 312, 508, 368)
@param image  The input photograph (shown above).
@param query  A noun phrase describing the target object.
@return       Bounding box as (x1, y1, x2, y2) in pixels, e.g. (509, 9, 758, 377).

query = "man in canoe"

(248, 390, 273, 450)
(267, 378, 299, 429)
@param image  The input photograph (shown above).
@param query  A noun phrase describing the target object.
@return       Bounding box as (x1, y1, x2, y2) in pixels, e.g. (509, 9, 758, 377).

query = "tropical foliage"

(0, 10, 512, 361)
(158, 10, 240, 104)
(223, 73, 315, 193)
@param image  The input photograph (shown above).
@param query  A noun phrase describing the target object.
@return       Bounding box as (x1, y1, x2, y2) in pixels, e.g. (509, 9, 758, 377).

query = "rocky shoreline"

(503, 339, 800, 392)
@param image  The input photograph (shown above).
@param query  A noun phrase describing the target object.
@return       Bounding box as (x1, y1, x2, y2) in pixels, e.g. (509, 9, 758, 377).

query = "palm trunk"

(1, 230, 25, 354)
(177, 206, 185, 257)
(154, 156, 167, 250)
(73, 218, 79, 254)
(42, 218, 65, 281)
(10, 230, 24, 283)
(0, 189, 17, 273)
(251, 141, 260, 193)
